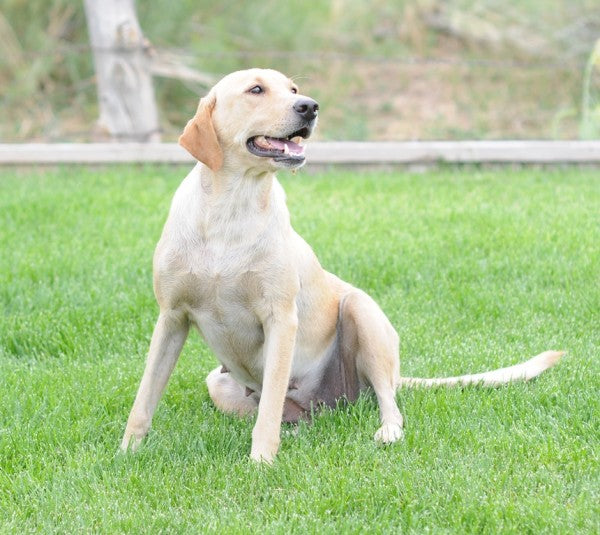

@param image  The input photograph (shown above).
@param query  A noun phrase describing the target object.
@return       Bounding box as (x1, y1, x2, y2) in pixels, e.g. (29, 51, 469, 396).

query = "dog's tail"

(399, 350, 563, 388)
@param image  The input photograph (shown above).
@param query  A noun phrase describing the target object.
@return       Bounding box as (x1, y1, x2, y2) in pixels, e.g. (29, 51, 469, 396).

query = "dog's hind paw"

(374, 423, 404, 444)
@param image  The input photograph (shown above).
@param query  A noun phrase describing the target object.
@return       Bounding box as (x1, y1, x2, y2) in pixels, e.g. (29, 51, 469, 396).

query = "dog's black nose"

(293, 98, 319, 121)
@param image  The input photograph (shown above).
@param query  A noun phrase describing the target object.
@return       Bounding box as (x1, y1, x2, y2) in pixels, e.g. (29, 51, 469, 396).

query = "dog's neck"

(198, 162, 278, 212)
(188, 163, 290, 246)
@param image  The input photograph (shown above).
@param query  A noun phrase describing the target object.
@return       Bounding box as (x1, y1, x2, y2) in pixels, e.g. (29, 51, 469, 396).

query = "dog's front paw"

(250, 434, 279, 464)
(250, 440, 278, 464)
(374, 422, 404, 444)
(120, 430, 145, 453)
(250, 449, 275, 464)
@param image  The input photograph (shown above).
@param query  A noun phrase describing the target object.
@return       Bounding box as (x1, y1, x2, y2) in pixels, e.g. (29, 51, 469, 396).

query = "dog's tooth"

(254, 136, 270, 149)
(283, 143, 290, 155)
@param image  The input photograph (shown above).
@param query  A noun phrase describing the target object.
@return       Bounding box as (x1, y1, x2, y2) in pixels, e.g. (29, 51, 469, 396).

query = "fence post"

(84, 0, 160, 142)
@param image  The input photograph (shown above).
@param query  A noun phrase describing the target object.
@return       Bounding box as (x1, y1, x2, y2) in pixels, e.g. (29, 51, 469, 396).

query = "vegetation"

(581, 38, 600, 138)
(1, 166, 598, 532)
(1, 0, 599, 141)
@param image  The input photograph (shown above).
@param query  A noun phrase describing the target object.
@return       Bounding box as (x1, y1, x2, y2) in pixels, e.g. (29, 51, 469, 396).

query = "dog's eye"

(291, 87, 298, 94)
(248, 85, 264, 95)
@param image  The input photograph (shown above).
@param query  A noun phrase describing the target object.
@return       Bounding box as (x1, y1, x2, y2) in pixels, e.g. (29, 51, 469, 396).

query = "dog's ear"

(178, 94, 223, 171)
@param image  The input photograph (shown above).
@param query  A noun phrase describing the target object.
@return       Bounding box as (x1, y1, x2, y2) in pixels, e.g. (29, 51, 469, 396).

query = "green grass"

(0, 166, 598, 533)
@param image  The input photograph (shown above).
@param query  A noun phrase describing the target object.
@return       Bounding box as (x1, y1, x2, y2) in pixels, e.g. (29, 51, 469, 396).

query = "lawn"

(0, 165, 598, 533)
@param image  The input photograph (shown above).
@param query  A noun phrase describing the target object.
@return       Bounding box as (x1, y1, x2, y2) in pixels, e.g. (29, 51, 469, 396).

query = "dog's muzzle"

(246, 98, 319, 168)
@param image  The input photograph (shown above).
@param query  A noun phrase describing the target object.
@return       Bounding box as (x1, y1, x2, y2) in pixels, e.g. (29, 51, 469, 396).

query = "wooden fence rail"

(0, 141, 599, 165)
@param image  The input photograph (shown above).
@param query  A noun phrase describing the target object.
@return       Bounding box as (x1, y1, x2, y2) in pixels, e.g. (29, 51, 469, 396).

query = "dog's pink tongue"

(265, 136, 304, 154)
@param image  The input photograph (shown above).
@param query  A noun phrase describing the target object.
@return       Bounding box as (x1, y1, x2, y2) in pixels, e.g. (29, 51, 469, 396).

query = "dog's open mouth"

(246, 127, 311, 163)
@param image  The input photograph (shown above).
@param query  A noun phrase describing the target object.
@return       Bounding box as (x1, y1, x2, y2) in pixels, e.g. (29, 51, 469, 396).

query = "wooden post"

(84, 0, 160, 142)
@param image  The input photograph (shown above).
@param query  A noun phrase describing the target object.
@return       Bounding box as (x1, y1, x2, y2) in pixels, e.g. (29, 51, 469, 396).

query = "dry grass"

(1, 1, 599, 141)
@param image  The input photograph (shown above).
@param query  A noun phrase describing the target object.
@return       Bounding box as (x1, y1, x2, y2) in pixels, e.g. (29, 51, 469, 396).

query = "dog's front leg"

(251, 305, 298, 463)
(121, 310, 189, 451)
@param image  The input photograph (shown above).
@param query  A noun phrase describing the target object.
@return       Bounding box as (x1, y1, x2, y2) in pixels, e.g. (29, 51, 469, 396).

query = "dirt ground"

(312, 57, 582, 141)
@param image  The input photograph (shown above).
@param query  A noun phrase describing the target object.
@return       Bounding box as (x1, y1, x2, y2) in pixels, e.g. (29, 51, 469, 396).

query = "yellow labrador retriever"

(121, 68, 562, 462)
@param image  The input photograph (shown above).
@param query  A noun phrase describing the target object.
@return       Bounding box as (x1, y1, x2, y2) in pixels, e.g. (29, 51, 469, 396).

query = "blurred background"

(1, 0, 599, 143)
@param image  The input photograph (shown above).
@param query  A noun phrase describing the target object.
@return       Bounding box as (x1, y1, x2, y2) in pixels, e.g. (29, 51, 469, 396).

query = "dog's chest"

(171, 236, 265, 322)
(156, 228, 277, 383)
(155, 173, 295, 385)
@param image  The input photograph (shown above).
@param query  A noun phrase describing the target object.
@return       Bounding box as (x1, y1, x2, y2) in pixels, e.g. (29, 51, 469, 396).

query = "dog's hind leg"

(206, 366, 259, 417)
(340, 290, 404, 444)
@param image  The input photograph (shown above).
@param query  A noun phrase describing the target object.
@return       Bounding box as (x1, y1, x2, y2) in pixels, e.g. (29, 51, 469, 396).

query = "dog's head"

(179, 69, 318, 172)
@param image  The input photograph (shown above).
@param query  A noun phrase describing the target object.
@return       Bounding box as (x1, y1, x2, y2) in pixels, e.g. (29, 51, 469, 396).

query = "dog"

(120, 68, 562, 463)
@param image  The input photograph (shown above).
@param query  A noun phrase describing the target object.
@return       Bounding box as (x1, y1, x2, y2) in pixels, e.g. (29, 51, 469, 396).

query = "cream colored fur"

(120, 69, 562, 463)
